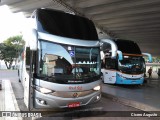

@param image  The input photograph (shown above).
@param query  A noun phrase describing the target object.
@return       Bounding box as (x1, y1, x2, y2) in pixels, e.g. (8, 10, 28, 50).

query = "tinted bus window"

(36, 9, 98, 40)
(115, 39, 141, 54)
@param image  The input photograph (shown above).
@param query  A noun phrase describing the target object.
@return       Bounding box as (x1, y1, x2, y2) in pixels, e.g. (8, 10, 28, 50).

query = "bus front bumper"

(33, 89, 101, 109)
(116, 78, 144, 85)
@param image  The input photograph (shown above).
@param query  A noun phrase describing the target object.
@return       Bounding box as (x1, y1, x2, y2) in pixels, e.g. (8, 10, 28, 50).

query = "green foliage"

(0, 35, 25, 69)
(153, 57, 160, 63)
(144, 56, 160, 63)
(4, 35, 25, 51)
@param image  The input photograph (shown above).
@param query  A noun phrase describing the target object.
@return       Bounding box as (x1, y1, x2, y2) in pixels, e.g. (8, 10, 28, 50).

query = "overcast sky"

(0, 5, 26, 43)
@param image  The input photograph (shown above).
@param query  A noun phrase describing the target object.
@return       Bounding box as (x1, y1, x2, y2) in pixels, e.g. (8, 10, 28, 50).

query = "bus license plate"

(68, 102, 80, 108)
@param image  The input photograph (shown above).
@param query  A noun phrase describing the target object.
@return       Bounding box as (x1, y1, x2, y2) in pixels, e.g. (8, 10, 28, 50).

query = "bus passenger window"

(26, 47, 30, 72)
(105, 58, 116, 69)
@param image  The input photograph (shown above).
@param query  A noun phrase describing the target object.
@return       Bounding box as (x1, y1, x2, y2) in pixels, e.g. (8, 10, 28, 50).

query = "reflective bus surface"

(101, 39, 146, 85)
(18, 8, 101, 109)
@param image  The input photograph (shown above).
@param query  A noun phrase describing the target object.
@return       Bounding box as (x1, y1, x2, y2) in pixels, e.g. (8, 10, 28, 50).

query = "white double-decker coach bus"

(18, 8, 117, 109)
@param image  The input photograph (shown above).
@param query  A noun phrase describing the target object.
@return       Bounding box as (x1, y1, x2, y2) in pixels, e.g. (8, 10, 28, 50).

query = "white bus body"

(101, 39, 152, 85)
(18, 8, 117, 109)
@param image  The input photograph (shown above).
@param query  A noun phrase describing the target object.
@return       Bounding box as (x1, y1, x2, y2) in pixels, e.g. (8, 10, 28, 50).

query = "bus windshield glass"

(37, 40, 100, 84)
(118, 56, 145, 74)
(37, 9, 98, 40)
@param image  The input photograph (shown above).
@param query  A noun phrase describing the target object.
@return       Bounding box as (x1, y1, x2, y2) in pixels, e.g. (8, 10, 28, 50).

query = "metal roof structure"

(1, 0, 160, 56)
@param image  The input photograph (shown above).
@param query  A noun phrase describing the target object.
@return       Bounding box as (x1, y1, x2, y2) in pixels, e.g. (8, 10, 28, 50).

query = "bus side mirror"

(29, 29, 38, 50)
(23, 28, 38, 51)
(100, 51, 105, 60)
(117, 50, 123, 60)
(142, 53, 152, 63)
(100, 39, 118, 59)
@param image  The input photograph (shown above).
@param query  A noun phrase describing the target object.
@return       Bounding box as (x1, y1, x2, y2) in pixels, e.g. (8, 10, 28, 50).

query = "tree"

(144, 56, 160, 63)
(0, 35, 24, 69)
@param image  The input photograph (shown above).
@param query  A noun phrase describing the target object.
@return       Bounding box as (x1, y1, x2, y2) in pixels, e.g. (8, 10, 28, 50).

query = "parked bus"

(101, 39, 152, 85)
(18, 8, 118, 109)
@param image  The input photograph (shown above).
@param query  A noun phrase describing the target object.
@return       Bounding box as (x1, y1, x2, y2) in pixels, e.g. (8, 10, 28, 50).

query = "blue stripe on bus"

(116, 74, 144, 85)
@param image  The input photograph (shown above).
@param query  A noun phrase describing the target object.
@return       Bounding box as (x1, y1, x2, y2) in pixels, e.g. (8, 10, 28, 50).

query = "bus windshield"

(37, 40, 100, 84)
(37, 8, 98, 40)
(118, 56, 145, 74)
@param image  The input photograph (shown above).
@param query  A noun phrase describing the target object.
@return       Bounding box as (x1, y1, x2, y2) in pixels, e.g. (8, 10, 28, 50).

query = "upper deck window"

(36, 9, 98, 40)
(115, 39, 141, 54)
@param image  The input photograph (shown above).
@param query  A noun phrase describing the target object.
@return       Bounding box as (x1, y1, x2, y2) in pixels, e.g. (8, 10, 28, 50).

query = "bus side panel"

(23, 71, 30, 109)
(17, 55, 30, 108)
(102, 69, 116, 84)
(21, 48, 31, 109)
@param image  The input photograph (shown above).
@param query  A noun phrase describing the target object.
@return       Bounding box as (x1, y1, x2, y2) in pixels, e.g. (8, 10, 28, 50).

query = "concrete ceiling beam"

(85, 0, 160, 15)
(92, 4, 160, 21)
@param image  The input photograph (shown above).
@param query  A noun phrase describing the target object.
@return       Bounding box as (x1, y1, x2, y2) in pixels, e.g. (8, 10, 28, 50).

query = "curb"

(4, 80, 22, 120)
(102, 92, 160, 111)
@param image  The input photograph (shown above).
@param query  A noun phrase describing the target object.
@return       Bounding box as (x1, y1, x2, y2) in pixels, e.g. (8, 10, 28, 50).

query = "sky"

(0, 5, 26, 43)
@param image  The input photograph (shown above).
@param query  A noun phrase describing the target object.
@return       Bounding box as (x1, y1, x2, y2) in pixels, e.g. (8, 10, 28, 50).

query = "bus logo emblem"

(73, 93, 78, 98)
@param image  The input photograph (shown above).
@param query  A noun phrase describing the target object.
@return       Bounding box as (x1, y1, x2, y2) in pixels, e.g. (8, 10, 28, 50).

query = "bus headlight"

(39, 87, 52, 94)
(93, 85, 101, 91)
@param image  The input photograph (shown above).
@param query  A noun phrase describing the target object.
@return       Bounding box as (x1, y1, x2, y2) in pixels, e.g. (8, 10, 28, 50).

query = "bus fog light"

(38, 99, 47, 105)
(40, 100, 45, 104)
(93, 86, 101, 91)
(40, 87, 52, 94)
(97, 95, 100, 100)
